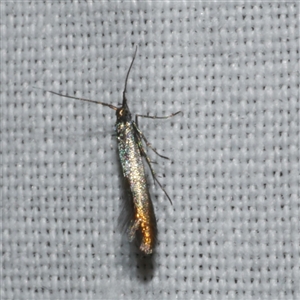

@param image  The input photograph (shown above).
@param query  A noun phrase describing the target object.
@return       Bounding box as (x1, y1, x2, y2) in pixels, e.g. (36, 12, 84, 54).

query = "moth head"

(116, 105, 131, 122)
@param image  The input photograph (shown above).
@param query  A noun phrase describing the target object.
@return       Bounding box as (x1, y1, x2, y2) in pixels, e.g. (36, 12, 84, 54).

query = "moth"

(38, 47, 181, 254)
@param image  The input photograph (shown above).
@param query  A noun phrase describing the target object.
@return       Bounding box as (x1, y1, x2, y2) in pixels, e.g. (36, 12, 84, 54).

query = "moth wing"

(118, 176, 135, 236)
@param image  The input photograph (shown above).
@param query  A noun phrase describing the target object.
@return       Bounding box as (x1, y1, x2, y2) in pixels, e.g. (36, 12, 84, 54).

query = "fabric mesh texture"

(1, 2, 299, 299)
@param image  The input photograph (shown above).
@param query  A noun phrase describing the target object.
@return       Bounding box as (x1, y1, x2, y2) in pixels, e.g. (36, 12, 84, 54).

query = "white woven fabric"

(2, 2, 299, 299)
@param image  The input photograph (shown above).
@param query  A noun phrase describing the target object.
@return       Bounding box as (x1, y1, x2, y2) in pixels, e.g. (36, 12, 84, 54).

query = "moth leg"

(134, 128, 173, 205)
(135, 111, 182, 126)
(132, 121, 170, 160)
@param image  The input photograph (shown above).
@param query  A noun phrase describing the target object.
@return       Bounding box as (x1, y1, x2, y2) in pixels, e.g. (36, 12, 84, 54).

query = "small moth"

(38, 47, 181, 254)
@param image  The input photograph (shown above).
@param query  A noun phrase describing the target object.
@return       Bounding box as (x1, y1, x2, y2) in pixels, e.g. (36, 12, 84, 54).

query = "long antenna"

(123, 46, 138, 104)
(33, 87, 118, 111)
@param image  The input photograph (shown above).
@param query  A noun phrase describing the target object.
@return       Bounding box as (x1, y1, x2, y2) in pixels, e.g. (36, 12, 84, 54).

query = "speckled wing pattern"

(116, 120, 157, 255)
